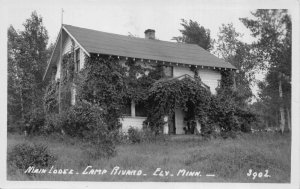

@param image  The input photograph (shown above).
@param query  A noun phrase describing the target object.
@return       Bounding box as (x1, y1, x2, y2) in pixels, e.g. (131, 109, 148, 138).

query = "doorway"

(168, 114, 176, 134)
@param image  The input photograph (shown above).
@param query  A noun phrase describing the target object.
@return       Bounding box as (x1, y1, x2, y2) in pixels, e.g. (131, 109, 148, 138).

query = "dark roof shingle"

(63, 24, 236, 69)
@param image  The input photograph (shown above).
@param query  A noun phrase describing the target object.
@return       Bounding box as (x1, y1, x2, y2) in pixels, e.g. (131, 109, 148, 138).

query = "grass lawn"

(7, 132, 291, 182)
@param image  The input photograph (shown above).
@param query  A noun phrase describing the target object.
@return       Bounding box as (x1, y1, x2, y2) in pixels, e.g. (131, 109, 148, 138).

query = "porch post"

(195, 121, 201, 134)
(131, 100, 136, 117)
(163, 116, 169, 134)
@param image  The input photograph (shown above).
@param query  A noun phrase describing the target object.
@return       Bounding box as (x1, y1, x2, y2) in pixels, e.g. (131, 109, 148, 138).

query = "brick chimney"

(144, 29, 155, 39)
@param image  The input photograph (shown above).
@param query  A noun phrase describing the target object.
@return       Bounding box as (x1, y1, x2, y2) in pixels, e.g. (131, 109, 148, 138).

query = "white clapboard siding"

(173, 66, 194, 78)
(120, 117, 146, 133)
(62, 36, 73, 55)
(173, 66, 221, 94)
(55, 62, 61, 80)
(55, 36, 73, 80)
(80, 49, 85, 70)
(55, 36, 85, 80)
(198, 69, 221, 94)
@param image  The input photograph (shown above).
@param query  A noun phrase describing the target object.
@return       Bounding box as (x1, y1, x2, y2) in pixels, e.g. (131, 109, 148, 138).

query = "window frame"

(75, 48, 80, 72)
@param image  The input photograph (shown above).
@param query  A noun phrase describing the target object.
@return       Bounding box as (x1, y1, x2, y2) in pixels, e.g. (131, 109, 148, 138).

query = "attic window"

(75, 49, 80, 72)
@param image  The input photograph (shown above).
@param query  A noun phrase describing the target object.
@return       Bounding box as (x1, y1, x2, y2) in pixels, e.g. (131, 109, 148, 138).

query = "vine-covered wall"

(44, 48, 253, 137)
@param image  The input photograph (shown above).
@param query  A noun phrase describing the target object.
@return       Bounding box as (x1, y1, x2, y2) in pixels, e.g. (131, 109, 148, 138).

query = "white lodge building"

(43, 25, 236, 135)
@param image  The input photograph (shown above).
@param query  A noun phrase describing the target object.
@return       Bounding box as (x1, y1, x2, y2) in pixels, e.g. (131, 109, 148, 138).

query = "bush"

(83, 132, 117, 159)
(109, 130, 130, 144)
(237, 108, 257, 133)
(125, 127, 166, 144)
(206, 88, 257, 137)
(140, 127, 165, 143)
(44, 101, 116, 158)
(43, 113, 65, 134)
(220, 130, 237, 139)
(7, 120, 24, 134)
(24, 108, 45, 135)
(7, 143, 56, 176)
(59, 101, 105, 138)
(127, 127, 142, 144)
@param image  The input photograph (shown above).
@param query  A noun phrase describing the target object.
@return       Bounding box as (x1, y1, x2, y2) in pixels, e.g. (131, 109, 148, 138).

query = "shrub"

(220, 130, 237, 139)
(237, 108, 257, 133)
(24, 108, 46, 135)
(140, 127, 165, 143)
(124, 127, 166, 144)
(109, 130, 130, 144)
(7, 143, 56, 176)
(60, 101, 105, 138)
(127, 127, 142, 144)
(83, 132, 117, 159)
(7, 120, 24, 134)
(44, 101, 116, 158)
(207, 88, 257, 138)
(43, 113, 66, 134)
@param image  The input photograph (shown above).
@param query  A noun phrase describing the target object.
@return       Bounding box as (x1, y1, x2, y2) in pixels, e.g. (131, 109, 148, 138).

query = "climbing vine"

(190, 65, 200, 79)
(44, 81, 59, 114)
(44, 52, 76, 114)
(124, 58, 165, 102)
(75, 54, 166, 130)
(144, 77, 212, 134)
(44, 49, 256, 137)
(75, 54, 126, 130)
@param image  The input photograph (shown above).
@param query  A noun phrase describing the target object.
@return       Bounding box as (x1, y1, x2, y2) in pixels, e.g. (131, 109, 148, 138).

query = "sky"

(4, 0, 258, 45)
(1, 0, 297, 99)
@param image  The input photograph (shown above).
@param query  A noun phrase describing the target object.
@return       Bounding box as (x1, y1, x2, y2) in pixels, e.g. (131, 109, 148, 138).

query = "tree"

(240, 9, 291, 132)
(7, 11, 50, 133)
(214, 23, 257, 104)
(172, 19, 213, 51)
(8, 26, 23, 124)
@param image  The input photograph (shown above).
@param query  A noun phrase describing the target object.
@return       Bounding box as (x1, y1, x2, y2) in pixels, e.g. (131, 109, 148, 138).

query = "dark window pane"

(136, 102, 147, 117)
(122, 100, 131, 116)
(75, 49, 80, 72)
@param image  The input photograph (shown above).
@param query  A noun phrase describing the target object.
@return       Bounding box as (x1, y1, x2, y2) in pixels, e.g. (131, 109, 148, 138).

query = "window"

(135, 101, 147, 117)
(75, 49, 80, 72)
(121, 100, 147, 117)
(121, 99, 131, 116)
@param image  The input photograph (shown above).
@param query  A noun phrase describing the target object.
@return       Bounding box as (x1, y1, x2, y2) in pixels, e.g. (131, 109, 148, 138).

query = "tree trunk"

(16, 66, 25, 122)
(233, 72, 237, 91)
(19, 85, 24, 122)
(278, 77, 285, 134)
(29, 89, 36, 135)
(279, 106, 285, 134)
(275, 111, 279, 128)
(286, 107, 291, 131)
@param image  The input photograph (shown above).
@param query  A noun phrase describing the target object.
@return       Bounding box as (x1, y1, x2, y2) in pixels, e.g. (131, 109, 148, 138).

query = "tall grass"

(7, 132, 291, 182)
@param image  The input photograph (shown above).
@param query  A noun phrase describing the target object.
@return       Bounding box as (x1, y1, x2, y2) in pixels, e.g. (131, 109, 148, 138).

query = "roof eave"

(89, 51, 237, 70)
(43, 26, 91, 81)
(62, 25, 90, 57)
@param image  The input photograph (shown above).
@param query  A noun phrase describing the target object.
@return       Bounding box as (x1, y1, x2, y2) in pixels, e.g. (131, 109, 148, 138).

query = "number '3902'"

(247, 169, 271, 180)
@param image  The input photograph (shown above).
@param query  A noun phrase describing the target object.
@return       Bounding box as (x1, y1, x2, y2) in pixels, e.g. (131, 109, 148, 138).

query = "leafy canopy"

(173, 19, 213, 51)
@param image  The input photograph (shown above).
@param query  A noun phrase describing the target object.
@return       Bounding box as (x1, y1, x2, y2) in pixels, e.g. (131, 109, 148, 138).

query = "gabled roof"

(155, 74, 210, 90)
(44, 24, 236, 80)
